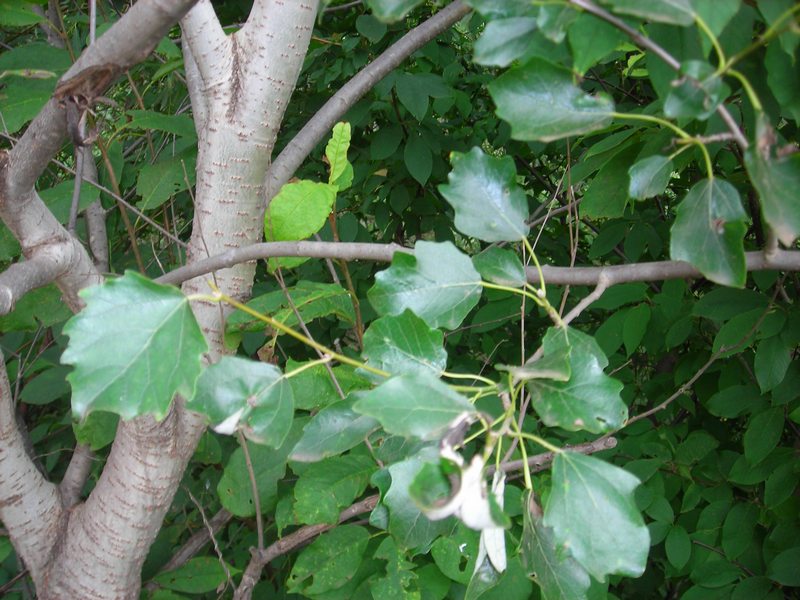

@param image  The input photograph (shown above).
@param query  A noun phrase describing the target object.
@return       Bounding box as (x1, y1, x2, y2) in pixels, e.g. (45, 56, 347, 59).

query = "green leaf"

(0, 0, 44, 26)
(691, 0, 741, 57)
(745, 123, 800, 246)
(61, 272, 207, 421)
(326, 122, 352, 186)
(154, 557, 237, 594)
(473, 17, 537, 67)
(121, 110, 197, 139)
(368, 241, 482, 330)
(544, 452, 649, 581)
(0, 284, 71, 331)
(20, 365, 70, 405)
(136, 149, 197, 211)
(73, 411, 119, 451)
(527, 327, 627, 433)
(623, 304, 651, 356)
(692, 287, 769, 320)
(367, 0, 424, 22)
(664, 61, 730, 120)
(439, 147, 530, 242)
(764, 462, 797, 508)
(465, 0, 535, 18)
(290, 399, 378, 462)
(187, 356, 294, 448)
(287, 525, 371, 594)
(405, 135, 432, 185)
(567, 13, 627, 75)
(396, 73, 429, 121)
(472, 247, 527, 287)
(353, 373, 474, 440)
(628, 155, 673, 200)
(670, 178, 747, 287)
(264, 180, 337, 241)
(356, 14, 387, 43)
(582, 144, 641, 218)
(721, 503, 758, 560)
(754, 335, 792, 393)
(767, 547, 800, 586)
(293, 455, 375, 525)
(362, 310, 447, 379)
(285, 360, 368, 411)
(743, 407, 783, 466)
(488, 59, 614, 142)
(371, 125, 403, 160)
(665, 525, 691, 569)
(522, 495, 591, 600)
(371, 537, 420, 599)
(598, 0, 695, 25)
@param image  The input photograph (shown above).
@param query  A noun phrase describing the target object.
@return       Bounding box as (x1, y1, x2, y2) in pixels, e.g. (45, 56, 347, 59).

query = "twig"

(237, 432, 264, 551)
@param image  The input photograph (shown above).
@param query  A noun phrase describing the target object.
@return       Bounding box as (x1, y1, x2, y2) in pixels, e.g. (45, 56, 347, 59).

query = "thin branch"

(58, 443, 95, 507)
(264, 0, 471, 201)
(0, 256, 66, 315)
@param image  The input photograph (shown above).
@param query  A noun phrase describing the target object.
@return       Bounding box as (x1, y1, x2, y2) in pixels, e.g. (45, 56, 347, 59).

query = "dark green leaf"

(122, 110, 197, 139)
(767, 547, 800, 586)
(362, 310, 447, 379)
(439, 147, 530, 242)
(62, 272, 207, 420)
(405, 134, 432, 185)
(290, 399, 378, 462)
(154, 557, 237, 594)
(474, 18, 537, 67)
(623, 304, 651, 356)
(353, 373, 474, 440)
(287, 525, 370, 594)
(721, 503, 758, 560)
(73, 411, 119, 451)
(356, 14, 387, 43)
(628, 155, 673, 200)
(368, 241, 482, 330)
(581, 144, 641, 218)
(465, 0, 535, 18)
(396, 73, 429, 121)
(599, 0, 695, 25)
(544, 452, 649, 580)
(370, 125, 403, 160)
(188, 356, 294, 448)
(754, 335, 792, 393)
(488, 59, 614, 142)
(743, 407, 783, 466)
(528, 327, 627, 433)
(136, 149, 197, 211)
(293, 455, 375, 525)
(472, 247, 527, 287)
(568, 13, 627, 74)
(367, 0, 424, 22)
(665, 525, 691, 569)
(670, 178, 747, 287)
(692, 287, 769, 320)
(664, 61, 730, 120)
(764, 462, 797, 508)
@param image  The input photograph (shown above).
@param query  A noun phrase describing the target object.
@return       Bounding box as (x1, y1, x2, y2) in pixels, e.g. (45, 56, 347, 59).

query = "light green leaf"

(670, 178, 747, 287)
(136, 149, 197, 211)
(187, 356, 294, 448)
(405, 135, 432, 185)
(371, 537, 420, 599)
(290, 399, 378, 462)
(544, 452, 649, 581)
(522, 495, 591, 600)
(367, 0, 424, 22)
(473, 17, 537, 67)
(294, 455, 375, 525)
(628, 155, 673, 200)
(264, 180, 337, 241)
(744, 407, 784, 466)
(353, 373, 474, 440)
(287, 525, 370, 595)
(154, 557, 238, 594)
(439, 147, 530, 242)
(0, 0, 44, 26)
(62, 272, 207, 421)
(745, 123, 800, 246)
(73, 411, 119, 451)
(362, 310, 447, 380)
(598, 0, 695, 25)
(472, 247, 527, 288)
(527, 327, 627, 433)
(488, 58, 614, 142)
(326, 122, 352, 186)
(368, 241, 482, 330)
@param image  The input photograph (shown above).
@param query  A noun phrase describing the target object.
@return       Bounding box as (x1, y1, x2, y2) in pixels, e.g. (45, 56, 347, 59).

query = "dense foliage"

(0, 0, 798, 598)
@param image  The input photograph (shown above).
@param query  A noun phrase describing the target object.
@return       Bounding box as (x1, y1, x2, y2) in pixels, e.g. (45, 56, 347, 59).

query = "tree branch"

(264, 0, 471, 201)
(0, 256, 68, 315)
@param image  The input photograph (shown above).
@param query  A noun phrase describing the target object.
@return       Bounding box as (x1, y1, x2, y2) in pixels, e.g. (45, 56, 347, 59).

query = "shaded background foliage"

(0, 0, 798, 598)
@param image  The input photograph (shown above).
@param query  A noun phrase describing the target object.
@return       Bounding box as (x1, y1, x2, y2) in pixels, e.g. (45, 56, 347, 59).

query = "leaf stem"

(694, 13, 726, 68)
(727, 69, 763, 112)
(441, 370, 496, 386)
(283, 355, 333, 379)
(511, 431, 563, 455)
(720, 4, 800, 73)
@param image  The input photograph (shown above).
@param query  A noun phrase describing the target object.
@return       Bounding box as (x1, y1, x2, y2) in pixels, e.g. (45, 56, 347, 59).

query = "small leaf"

(598, 0, 695, 25)
(472, 247, 527, 287)
(353, 373, 475, 440)
(670, 178, 747, 287)
(62, 272, 207, 421)
(754, 335, 792, 393)
(287, 525, 370, 594)
(0, 0, 44, 26)
(743, 407, 784, 466)
(528, 327, 627, 433)
(767, 547, 800, 586)
(745, 120, 800, 246)
(439, 147, 530, 242)
(188, 356, 294, 448)
(122, 110, 197, 139)
(544, 452, 649, 581)
(325, 122, 351, 185)
(665, 525, 691, 569)
(368, 241, 482, 330)
(568, 13, 627, 75)
(367, 0, 424, 22)
(293, 455, 375, 525)
(291, 399, 378, 462)
(473, 17, 537, 67)
(623, 304, 651, 356)
(404, 135, 432, 185)
(264, 180, 337, 241)
(628, 155, 673, 200)
(488, 58, 614, 142)
(154, 557, 237, 594)
(395, 73, 429, 121)
(362, 310, 447, 379)
(664, 61, 730, 120)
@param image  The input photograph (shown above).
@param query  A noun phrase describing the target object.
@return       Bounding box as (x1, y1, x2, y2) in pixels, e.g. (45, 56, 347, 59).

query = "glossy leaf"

(62, 272, 207, 420)
(528, 327, 627, 433)
(473, 17, 537, 67)
(544, 452, 649, 581)
(264, 180, 337, 241)
(291, 399, 378, 462)
(439, 147, 530, 242)
(568, 13, 627, 74)
(670, 178, 747, 287)
(362, 310, 447, 379)
(598, 0, 695, 25)
(188, 356, 293, 448)
(368, 241, 482, 330)
(488, 58, 614, 142)
(628, 155, 673, 200)
(472, 247, 527, 288)
(353, 373, 474, 440)
(287, 525, 370, 594)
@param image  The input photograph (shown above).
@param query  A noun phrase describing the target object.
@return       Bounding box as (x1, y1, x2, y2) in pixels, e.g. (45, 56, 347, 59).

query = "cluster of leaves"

(1, 0, 799, 598)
